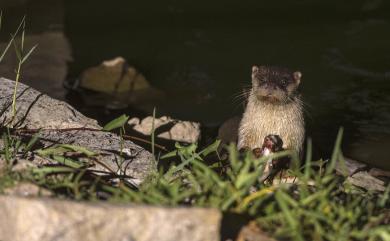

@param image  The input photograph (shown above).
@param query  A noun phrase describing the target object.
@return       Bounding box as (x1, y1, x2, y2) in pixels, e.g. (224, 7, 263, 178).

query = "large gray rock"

(0, 77, 98, 129)
(30, 130, 156, 182)
(0, 195, 221, 241)
(0, 78, 156, 184)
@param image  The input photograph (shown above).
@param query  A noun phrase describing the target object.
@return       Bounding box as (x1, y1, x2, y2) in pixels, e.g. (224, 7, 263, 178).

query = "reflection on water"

(1, 0, 390, 168)
(0, 0, 69, 100)
(0, 31, 72, 100)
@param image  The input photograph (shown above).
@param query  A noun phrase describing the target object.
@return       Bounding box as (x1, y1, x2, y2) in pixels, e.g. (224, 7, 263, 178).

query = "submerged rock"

(79, 56, 149, 94)
(0, 195, 221, 241)
(71, 57, 164, 111)
(128, 116, 201, 143)
(0, 78, 156, 184)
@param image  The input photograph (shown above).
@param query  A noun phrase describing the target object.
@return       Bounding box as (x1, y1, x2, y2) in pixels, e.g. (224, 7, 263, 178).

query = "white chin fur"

(262, 148, 271, 156)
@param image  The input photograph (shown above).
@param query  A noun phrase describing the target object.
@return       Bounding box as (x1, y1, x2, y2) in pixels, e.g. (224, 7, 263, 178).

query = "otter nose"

(265, 89, 275, 96)
(264, 83, 278, 90)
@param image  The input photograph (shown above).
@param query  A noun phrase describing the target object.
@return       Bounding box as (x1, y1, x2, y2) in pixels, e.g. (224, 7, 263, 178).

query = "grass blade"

(32, 166, 76, 175)
(58, 144, 97, 157)
(201, 139, 220, 157)
(52, 155, 85, 169)
(275, 190, 304, 241)
(21, 44, 38, 64)
(151, 107, 156, 157)
(0, 16, 25, 62)
(0, 11, 2, 30)
(24, 131, 40, 154)
(12, 38, 22, 61)
(326, 127, 344, 175)
(0, 36, 13, 62)
(21, 21, 25, 52)
(304, 138, 312, 179)
(103, 114, 129, 131)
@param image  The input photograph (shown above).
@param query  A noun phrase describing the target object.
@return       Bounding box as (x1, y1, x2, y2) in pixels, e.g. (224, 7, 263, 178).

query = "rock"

(3, 182, 52, 197)
(74, 57, 164, 112)
(11, 157, 51, 172)
(346, 171, 386, 192)
(335, 157, 367, 176)
(369, 168, 390, 178)
(0, 195, 221, 241)
(27, 130, 156, 183)
(13, 130, 154, 185)
(0, 77, 99, 129)
(236, 221, 277, 241)
(0, 158, 6, 173)
(0, 165, 5, 174)
(129, 116, 201, 143)
(218, 116, 241, 145)
(0, 78, 156, 184)
(79, 57, 150, 94)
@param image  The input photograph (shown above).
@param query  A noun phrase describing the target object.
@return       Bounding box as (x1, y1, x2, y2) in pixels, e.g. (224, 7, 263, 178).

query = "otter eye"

(281, 78, 288, 85)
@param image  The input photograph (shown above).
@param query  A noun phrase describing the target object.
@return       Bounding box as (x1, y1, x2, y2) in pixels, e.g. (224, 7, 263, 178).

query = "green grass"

(0, 125, 389, 241)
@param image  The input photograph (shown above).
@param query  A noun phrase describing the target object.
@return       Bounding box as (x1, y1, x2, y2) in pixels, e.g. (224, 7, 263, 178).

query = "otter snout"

(256, 85, 287, 103)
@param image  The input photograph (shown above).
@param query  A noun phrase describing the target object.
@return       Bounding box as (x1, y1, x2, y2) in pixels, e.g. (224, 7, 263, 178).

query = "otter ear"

(293, 71, 302, 85)
(253, 65, 268, 74)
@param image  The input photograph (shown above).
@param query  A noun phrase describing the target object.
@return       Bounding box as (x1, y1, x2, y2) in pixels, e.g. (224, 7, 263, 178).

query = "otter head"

(251, 65, 301, 104)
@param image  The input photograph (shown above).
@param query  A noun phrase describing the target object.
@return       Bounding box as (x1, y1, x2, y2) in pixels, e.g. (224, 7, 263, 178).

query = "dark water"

(2, 0, 390, 169)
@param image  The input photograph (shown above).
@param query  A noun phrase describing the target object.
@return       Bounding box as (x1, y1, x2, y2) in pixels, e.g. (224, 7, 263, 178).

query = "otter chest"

(239, 101, 304, 151)
(252, 106, 292, 137)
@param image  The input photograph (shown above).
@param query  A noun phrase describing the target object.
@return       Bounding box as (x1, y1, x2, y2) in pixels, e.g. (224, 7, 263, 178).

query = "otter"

(238, 65, 305, 155)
